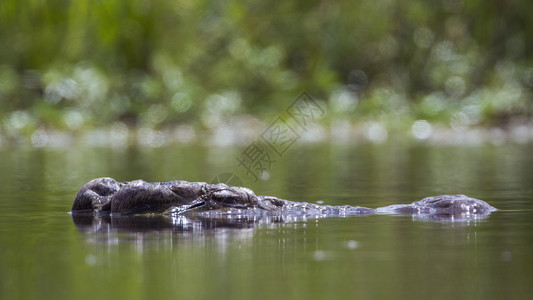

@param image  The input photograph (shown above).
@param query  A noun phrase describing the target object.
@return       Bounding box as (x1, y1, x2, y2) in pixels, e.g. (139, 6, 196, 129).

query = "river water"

(0, 143, 532, 300)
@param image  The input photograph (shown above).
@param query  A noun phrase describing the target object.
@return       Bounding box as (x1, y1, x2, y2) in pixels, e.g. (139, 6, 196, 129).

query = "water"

(1, 143, 532, 300)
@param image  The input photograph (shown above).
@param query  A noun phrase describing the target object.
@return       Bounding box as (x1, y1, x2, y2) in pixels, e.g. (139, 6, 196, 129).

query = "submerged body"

(71, 177, 496, 220)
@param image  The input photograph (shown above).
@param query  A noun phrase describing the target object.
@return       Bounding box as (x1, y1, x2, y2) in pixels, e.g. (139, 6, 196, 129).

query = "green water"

(0, 143, 532, 300)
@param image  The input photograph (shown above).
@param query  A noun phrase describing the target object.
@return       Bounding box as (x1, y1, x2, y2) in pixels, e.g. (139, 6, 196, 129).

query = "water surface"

(0, 143, 532, 299)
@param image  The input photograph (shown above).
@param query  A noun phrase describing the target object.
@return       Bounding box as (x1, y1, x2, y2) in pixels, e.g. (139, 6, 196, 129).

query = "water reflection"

(72, 213, 302, 247)
(72, 207, 493, 248)
(399, 212, 493, 224)
(73, 213, 265, 233)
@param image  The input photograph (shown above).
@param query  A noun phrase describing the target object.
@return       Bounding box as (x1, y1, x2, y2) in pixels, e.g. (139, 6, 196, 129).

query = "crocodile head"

(71, 177, 262, 215)
(72, 177, 208, 215)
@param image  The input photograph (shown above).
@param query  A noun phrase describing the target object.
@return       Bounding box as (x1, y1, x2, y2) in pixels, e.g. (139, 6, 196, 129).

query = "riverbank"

(1, 118, 532, 149)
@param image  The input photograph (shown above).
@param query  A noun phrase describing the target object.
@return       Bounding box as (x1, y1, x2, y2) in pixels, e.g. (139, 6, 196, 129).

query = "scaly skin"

(71, 177, 496, 219)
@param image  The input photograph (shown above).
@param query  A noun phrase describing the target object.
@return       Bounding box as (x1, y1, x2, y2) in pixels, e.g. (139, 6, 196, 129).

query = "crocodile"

(71, 177, 497, 222)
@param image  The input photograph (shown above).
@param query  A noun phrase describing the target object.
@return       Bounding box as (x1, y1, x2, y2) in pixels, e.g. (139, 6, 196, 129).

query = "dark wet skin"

(71, 177, 497, 220)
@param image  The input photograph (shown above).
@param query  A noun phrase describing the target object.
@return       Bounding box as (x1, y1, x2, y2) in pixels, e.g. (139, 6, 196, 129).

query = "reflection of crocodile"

(71, 177, 496, 222)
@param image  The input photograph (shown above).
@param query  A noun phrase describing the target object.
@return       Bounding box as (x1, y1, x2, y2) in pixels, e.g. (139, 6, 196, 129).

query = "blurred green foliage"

(0, 0, 532, 136)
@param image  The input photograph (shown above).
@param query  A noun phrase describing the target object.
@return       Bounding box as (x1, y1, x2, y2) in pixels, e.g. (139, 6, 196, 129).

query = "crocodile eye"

(436, 201, 452, 208)
(209, 188, 251, 208)
(212, 189, 239, 203)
